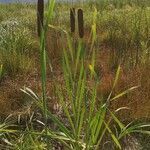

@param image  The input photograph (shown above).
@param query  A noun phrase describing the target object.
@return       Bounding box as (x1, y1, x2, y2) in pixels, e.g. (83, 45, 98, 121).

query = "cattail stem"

(70, 7, 76, 33)
(78, 8, 84, 38)
(37, 0, 44, 37)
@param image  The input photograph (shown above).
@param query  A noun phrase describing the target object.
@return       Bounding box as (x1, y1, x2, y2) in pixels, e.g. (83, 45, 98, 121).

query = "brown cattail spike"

(70, 8, 76, 33)
(78, 8, 84, 38)
(37, 0, 44, 37)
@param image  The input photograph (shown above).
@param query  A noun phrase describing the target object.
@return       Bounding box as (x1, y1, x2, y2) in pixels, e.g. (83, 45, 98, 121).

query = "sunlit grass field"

(0, 0, 150, 149)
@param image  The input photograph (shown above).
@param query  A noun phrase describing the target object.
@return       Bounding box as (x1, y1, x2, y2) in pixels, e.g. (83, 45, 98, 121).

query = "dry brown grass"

(0, 29, 149, 122)
(96, 49, 150, 120)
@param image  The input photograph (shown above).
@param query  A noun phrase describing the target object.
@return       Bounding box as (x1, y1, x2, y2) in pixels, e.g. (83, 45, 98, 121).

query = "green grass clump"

(0, 19, 34, 76)
(98, 7, 150, 67)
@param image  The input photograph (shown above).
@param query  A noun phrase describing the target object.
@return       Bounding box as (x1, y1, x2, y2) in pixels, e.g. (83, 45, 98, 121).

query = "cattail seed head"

(37, 0, 44, 37)
(78, 8, 84, 38)
(70, 8, 76, 33)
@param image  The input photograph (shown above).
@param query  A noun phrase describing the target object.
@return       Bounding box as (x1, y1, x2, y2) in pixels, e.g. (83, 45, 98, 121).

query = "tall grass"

(0, 18, 34, 76)
(89, 0, 150, 10)
(50, 2, 150, 69)
(21, 1, 150, 149)
(101, 6, 150, 67)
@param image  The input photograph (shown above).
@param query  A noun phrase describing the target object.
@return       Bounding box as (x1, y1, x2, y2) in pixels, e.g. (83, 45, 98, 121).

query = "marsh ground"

(0, 1, 150, 149)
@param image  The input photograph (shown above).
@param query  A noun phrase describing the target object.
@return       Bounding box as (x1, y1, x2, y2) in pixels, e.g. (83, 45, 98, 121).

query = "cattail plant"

(78, 8, 84, 38)
(70, 7, 76, 33)
(37, 0, 44, 37)
(0, 64, 3, 81)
